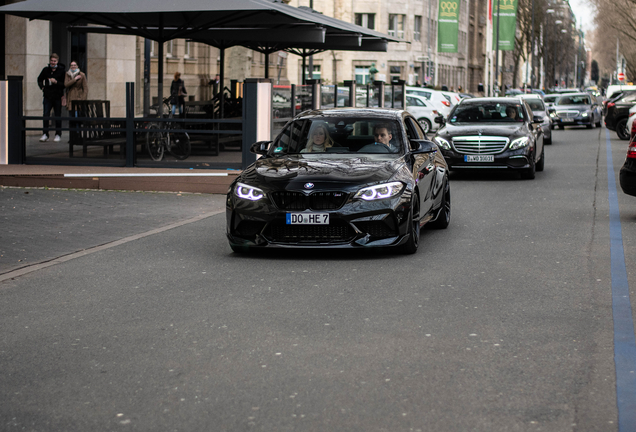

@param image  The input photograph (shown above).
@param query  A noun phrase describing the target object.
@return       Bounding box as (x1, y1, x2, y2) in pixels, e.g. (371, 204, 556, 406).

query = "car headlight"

(509, 137, 530, 150)
(434, 136, 451, 150)
(234, 182, 264, 201)
(354, 182, 403, 201)
(581, 111, 588, 117)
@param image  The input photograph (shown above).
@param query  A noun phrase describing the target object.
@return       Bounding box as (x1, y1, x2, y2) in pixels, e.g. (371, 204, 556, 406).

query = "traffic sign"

(416, 56, 429, 62)
(618, 72, 625, 81)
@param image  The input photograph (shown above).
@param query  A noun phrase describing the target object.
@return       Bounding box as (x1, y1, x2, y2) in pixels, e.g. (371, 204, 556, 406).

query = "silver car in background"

(520, 94, 553, 144)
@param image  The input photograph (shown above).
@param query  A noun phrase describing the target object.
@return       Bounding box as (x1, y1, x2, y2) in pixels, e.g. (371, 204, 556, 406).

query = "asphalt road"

(1, 124, 635, 431)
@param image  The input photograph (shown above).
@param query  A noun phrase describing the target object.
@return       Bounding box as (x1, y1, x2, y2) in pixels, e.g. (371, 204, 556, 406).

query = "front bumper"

(440, 148, 533, 170)
(226, 191, 414, 249)
(554, 115, 592, 127)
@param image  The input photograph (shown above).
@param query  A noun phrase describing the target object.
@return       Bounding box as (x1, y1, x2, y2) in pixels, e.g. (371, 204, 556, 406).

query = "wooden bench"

(69, 100, 126, 158)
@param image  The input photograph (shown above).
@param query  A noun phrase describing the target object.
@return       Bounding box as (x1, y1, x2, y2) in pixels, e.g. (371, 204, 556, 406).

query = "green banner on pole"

(493, 0, 518, 51)
(438, 0, 459, 53)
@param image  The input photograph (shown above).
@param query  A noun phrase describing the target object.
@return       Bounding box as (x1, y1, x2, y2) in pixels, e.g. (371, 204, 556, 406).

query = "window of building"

(355, 13, 375, 30)
(166, 40, 174, 58)
(184, 41, 192, 58)
(355, 66, 371, 85)
(390, 66, 402, 82)
(388, 14, 405, 39)
(304, 65, 321, 81)
(414, 16, 422, 42)
(150, 40, 156, 57)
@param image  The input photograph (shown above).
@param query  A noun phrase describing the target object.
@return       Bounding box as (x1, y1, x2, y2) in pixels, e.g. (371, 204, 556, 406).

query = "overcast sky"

(568, 0, 595, 32)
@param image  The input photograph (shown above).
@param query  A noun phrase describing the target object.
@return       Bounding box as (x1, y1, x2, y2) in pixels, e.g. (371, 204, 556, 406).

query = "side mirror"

(250, 140, 271, 156)
(410, 139, 437, 154)
(532, 115, 543, 124)
(434, 114, 445, 125)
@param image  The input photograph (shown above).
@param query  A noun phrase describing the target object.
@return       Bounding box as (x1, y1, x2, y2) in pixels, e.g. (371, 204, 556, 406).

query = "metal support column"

(125, 82, 135, 167)
(242, 78, 272, 170)
(344, 80, 356, 107)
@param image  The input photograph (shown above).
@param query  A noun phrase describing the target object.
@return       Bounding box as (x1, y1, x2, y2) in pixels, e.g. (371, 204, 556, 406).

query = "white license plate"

(562, 118, 575, 122)
(286, 213, 329, 225)
(464, 155, 494, 162)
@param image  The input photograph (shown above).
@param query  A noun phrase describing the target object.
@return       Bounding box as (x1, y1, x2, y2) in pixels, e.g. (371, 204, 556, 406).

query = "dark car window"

(407, 96, 426, 107)
(271, 117, 403, 155)
(449, 103, 525, 123)
(525, 99, 545, 111)
(405, 117, 425, 141)
(557, 95, 591, 105)
(274, 120, 306, 153)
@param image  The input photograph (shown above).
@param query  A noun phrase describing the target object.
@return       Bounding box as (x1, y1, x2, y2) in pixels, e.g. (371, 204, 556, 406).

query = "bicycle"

(146, 99, 191, 161)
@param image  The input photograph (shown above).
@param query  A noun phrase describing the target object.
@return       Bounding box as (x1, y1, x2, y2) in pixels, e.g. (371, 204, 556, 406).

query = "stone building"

(285, 0, 470, 91)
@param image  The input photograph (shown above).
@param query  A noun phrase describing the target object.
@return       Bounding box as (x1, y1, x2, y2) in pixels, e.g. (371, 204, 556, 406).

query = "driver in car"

(359, 124, 396, 153)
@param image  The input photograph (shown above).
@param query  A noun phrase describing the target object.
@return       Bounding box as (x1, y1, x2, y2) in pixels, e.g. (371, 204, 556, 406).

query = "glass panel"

(356, 86, 369, 107)
(321, 85, 336, 109)
(337, 87, 350, 107)
(296, 85, 314, 112)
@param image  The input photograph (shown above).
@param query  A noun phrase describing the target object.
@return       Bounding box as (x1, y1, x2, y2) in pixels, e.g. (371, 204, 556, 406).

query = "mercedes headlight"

(434, 136, 451, 150)
(581, 111, 588, 117)
(509, 137, 530, 150)
(354, 182, 403, 201)
(235, 182, 264, 201)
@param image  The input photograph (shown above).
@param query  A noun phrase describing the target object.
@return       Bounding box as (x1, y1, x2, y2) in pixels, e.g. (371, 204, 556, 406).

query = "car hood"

(439, 123, 525, 137)
(554, 104, 591, 111)
(241, 154, 405, 188)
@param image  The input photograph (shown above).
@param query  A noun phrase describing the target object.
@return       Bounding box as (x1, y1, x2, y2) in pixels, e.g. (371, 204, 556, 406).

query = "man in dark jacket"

(37, 53, 66, 142)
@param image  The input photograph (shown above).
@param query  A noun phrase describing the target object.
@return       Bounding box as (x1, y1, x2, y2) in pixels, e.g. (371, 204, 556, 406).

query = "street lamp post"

(554, 19, 563, 89)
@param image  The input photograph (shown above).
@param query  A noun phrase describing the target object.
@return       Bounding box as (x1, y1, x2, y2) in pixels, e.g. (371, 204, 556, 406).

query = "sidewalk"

(0, 165, 239, 194)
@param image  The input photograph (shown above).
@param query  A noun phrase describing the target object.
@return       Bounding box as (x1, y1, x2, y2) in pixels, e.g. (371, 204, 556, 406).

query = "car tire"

(536, 148, 545, 172)
(586, 123, 593, 129)
(429, 179, 451, 230)
(521, 156, 536, 180)
(596, 119, 602, 128)
(399, 195, 421, 254)
(616, 118, 630, 140)
(418, 118, 432, 134)
(559, 124, 565, 130)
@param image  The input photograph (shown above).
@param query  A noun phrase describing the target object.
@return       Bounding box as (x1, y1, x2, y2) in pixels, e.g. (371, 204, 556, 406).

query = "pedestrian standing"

(37, 53, 66, 142)
(170, 72, 187, 117)
(65, 61, 88, 145)
(64, 61, 88, 114)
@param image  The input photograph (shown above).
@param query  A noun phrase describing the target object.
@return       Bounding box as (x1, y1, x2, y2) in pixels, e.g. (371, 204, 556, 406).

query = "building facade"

(286, 0, 470, 91)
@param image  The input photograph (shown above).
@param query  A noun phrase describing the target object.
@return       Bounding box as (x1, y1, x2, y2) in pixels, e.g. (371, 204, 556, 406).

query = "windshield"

(271, 118, 403, 155)
(557, 95, 591, 105)
(525, 99, 545, 111)
(544, 95, 559, 103)
(449, 103, 525, 123)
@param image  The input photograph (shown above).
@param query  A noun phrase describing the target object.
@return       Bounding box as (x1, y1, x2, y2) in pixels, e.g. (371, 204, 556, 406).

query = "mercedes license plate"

(562, 118, 574, 122)
(286, 213, 329, 225)
(464, 155, 494, 162)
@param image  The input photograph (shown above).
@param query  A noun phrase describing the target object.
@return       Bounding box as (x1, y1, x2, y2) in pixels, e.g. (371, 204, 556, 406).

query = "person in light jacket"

(64, 61, 88, 116)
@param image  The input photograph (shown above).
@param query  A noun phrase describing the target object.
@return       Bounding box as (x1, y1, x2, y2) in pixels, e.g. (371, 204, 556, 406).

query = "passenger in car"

(301, 123, 334, 152)
(505, 106, 520, 121)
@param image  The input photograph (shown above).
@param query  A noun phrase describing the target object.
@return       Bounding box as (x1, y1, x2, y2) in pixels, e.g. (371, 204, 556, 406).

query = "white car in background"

(405, 94, 439, 135)
(405, 87, 453, 118)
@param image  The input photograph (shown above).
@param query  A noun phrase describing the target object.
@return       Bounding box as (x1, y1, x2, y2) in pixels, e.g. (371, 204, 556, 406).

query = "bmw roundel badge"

(304, 183, 315, 189)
